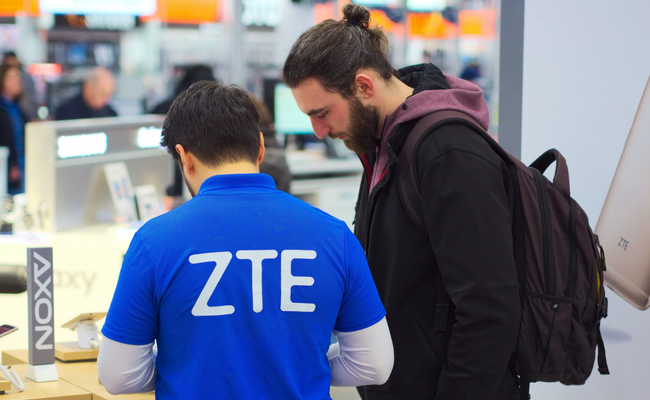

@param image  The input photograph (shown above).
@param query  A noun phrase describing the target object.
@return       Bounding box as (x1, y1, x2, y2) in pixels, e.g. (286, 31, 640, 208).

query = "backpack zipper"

(532, 168, 556, 296)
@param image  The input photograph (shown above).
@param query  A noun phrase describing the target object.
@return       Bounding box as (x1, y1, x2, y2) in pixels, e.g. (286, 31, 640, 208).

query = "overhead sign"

(39, 0, 156, 16)
(352, 0, 400, 8)
(406, 0, 446, 12)
(458, 9, 496, 38)
(242, 0, 281, 27)
(369, 10, 397, 33)
(408, 12, 455, 39)
(148, 0, 218, 24)
(53, 14, 138, 31)
(27, 64, 62, 77)
(0, 0, 38, 17)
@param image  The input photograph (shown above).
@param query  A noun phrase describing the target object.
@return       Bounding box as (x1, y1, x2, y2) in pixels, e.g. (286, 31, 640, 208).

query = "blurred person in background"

(247, 93, 292, 193)
(150, 65, 218, 208)
(2, 51, 38, 121)
(459, 59, 482, 84)
(0, 64, 26, 194)
(150, 65, 217, 115)
(55, 66, 117, 120)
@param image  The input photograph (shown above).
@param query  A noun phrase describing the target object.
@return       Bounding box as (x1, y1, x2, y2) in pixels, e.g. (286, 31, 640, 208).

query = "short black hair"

(161, 81, 261, 168)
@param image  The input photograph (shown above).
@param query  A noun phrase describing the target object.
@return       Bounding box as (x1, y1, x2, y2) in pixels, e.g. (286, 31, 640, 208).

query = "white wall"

(521, 0, 650, 222)
(521, 1, 650, 398)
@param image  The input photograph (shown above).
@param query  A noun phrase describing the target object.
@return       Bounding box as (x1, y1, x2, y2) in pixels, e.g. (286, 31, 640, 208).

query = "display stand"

(0, 377, 11, 393)
(26, 363, 59, 382)
(55, 342, 99, 362)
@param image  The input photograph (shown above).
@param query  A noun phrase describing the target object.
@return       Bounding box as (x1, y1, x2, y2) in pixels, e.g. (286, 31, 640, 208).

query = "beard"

(332, 98, 381, 154)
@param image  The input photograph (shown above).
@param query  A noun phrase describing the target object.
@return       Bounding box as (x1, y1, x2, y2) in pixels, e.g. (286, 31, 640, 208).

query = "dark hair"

(0, 64, 21, 99)
(161, 81, 261, 168)
(282, 4, 398, 98)
(2, 51, 17, 61)
(174, 65, 217, 97)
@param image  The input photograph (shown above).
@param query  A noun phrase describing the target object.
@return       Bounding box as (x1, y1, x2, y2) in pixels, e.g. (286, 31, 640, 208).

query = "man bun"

(282, 2, 398, 99)
(343, 4, 370, 29)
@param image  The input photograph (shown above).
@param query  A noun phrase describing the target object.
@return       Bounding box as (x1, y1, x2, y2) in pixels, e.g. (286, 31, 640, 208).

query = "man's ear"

(176, 144, 194, 176)
(354, 71, 376, 99)
(257, 132, 266, 166)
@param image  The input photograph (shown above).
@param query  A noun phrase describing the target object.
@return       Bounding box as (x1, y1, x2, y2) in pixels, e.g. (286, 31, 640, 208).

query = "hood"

(383, 64, 489, 140)
(368, 64, 489, 192)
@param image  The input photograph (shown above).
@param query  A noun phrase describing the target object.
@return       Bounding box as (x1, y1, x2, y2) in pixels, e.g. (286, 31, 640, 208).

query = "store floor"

(331, 387, 361, 400)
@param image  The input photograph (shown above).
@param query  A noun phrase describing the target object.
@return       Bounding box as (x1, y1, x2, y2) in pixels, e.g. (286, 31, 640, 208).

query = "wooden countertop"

(0, 363, 90, 399)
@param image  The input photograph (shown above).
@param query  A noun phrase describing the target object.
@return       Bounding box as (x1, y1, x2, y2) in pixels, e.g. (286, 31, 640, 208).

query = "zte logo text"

(191, 250, 316, 316)
(618, 237, 629, 251)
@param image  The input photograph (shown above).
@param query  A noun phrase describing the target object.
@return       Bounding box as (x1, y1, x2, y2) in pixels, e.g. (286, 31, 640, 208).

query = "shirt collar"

(198, 173, 277, 195)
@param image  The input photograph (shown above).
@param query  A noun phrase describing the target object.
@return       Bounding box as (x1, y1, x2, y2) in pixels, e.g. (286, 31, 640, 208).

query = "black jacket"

(0, 107, 18, 168)
(355, 66, 521, 399)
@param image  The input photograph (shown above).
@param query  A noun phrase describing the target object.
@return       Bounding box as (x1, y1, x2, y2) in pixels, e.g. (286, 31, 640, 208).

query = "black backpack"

(397, 110, 610, 399)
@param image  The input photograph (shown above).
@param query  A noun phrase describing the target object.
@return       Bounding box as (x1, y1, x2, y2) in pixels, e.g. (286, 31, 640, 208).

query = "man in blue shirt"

(98, 81, 393, 399)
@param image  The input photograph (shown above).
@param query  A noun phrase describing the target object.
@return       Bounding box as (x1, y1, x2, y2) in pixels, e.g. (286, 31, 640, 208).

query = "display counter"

(24, 116, 169, 232)
(1, 349, 154, 399)
(0, 363, 91, 399)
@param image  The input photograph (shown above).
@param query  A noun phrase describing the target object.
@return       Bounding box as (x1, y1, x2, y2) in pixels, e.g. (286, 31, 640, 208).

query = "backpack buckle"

(600, 297, 608, 319)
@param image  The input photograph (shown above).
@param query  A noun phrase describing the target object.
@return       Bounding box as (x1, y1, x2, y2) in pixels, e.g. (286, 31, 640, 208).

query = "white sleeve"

(327, 316, 394, 387)
(97, 336, 157, 394)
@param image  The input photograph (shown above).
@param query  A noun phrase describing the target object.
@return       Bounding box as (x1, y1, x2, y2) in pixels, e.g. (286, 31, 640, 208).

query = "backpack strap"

(597, 324, 610, 374)
(398, 110, 499, 232)
(397, 110, 524, 284)
(529, 149, 570, 198)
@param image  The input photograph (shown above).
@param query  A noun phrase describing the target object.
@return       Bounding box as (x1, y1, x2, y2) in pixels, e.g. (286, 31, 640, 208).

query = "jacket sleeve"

(417, 127, 520, 400)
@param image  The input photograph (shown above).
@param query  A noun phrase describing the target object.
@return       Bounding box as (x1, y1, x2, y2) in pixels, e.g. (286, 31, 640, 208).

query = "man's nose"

(310, 117, 329, 139)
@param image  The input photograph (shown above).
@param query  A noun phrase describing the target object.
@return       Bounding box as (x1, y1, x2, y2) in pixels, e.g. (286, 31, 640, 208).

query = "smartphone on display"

(0, 324, 18, 338)
(595, 75, 650, 310)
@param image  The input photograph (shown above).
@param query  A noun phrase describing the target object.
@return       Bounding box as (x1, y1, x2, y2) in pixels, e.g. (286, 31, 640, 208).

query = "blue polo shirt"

(102, 174, 385, 399)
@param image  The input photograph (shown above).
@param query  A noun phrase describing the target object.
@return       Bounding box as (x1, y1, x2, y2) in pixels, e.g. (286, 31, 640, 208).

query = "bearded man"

(283, 4, 521, 400)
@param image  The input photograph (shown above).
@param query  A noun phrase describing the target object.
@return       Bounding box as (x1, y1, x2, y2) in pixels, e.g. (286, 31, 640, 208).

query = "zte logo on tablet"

(191, 250, 316, 316)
